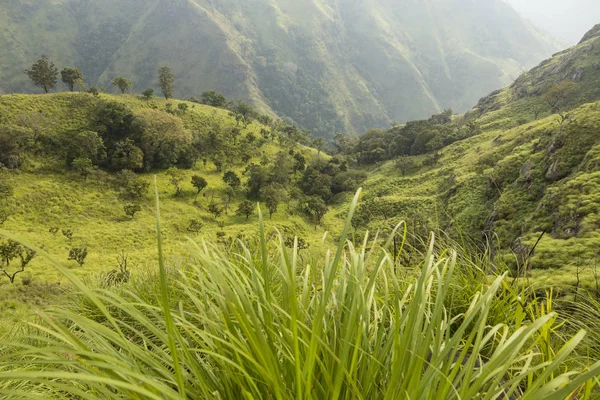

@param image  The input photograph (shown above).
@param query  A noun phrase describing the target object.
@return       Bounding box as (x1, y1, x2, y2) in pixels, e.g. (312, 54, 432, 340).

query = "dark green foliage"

(61, 131, 105, 166)
(245, 164, 268, 199)
(111, 139, 144, 171)
(68, 247, 88, 266)
(115, 170, 149, 199)
(208, 202, 223, 219)
(302, 196, 328, 226)
(72, 157, 94, 180)
(25, 55, 58, 93)
(49, 227, 59, 236)
(283, 236, 309, 249)
(123, 203, 141, 219)
(112, 77, 132, 94)
(0, 124, 31, 169)
(237, 200, 254, 220)
(61, 68, 83, 91)
(223, 171, 241, 190)
(201, 91, 227, 107)
(142, 88, 154, 101)
(191, 175, 208, 196)
(178, 103, 188, 113)
(261, 185, 286, 218)
(87, 87, 99, 97)
(158, 66, 174, 100)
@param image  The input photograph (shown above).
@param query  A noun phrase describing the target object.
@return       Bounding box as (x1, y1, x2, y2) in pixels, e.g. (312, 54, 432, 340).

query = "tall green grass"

(0, 189, 599, 399)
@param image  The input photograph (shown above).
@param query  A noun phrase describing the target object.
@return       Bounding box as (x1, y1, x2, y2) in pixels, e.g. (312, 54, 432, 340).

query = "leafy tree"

(111, 139, 144, 171)
(245, 164, 268, 199)
(61, 130, 106, 166)
(232, 102, 256, 127)
(134, 109, 192, 170)
(311, 137, 327, 157)
(88, 87, 99, 97)
(201, 91, 227, 107)
(25, 55, 58, 93)
(60, 68, 84, 91)
(191, 175, 208, 197)
(72, 157, 94, 181)
(395, 156, 414, 176)
(261, 185, 286, 219)
(142, 88, 154, 101)
(545, 81, 575, 123)
(208, 202, 223, 219)
(237, 200, 254, 221)
(0, 208, 10, 226)
(68, 247, 88, 266)
(222, 186, 235, 215)
(303, 196, 328, 227)
(293, 153, 306, 174)
(330, 170, 367, 194)
(0, 240, 36, 284)
(158, 66, 174, 99)
(166, 167, 185, 196)
(115, 170, 149, 199)
(123, 203, 141, 219)
(112, 76, 132, 94)
(0, 183, 13, 201)
(223, 171, 241, 190)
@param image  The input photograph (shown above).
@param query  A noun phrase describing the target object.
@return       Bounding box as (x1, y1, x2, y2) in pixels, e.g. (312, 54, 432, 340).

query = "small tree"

(237, 200, 254, 221)
(262, 185, 286, 219)
(545, 81, 575, 123)
(191, 175, 208, 197)
(303, 196, 328, 227)
(166, 167, 185, 196)
(311, 137, 326, 157)
(142, 88, 154, 101)
(61, 68, 84, 92)
(0, 240, 36, 284)
(25, 55, 58, 93)
(72, 157, 94, 181)
(158, 66, 174, 100)
(223, 171, 241, 190)
(201, 91, 227, 107)
(112, 77, 132, 94)
(49, 227, 59, 236)
(208, 202, 223, 219)
(123, 203, 141, 219)
(68, 247, 88, 266)
(88, 87, 99, 97)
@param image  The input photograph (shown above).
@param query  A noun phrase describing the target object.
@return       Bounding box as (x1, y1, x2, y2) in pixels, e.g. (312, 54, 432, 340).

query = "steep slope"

(346, 26, 600, 286)
(0, 0, 560, 136)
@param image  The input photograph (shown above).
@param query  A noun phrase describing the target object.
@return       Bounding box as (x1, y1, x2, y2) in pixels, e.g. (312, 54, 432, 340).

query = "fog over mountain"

(505, 0, 600, 44)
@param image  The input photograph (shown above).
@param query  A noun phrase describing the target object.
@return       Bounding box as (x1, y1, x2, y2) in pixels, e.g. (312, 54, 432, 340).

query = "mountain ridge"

(0, 0, 561, 136)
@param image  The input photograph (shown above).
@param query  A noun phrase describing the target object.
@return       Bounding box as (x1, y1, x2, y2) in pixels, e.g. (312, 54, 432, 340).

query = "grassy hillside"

(345, 29, 600, 292)
(0, 92, 342, 331)
(0, 0, 561, 136)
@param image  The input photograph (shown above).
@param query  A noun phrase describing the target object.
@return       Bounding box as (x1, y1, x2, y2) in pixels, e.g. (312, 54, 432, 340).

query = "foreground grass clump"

(0, 191, 599, 399)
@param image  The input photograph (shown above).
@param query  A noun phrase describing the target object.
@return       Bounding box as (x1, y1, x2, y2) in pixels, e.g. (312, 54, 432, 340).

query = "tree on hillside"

(261, 185, 286, 219)
(191, 175, 208, 197)
(237, 200, 254, 221)
(223, 171, 241, 191)
(72, 157, 94, 181)
(68, 247, 88, 267)
(201, 91, 227, 107)
(166, 167, 185, 196)
(0, 240, 36, 284)
(311, 137, 326, 157)
(25, 55, 58, 93)
(158, 66, 174, 100)
(303, 196, 328, 227)
(60, 68, 83, 92)
(545, 81, 575, 123)
(142, 88, 154, 101)
(112, 77, 132, 94)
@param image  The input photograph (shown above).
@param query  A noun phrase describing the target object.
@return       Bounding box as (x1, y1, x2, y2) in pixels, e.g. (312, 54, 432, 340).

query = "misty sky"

(505, 0, 600, 45)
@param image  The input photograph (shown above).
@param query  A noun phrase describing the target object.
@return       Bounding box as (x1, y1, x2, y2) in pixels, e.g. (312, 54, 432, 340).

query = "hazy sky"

(504, 0, 600, 45)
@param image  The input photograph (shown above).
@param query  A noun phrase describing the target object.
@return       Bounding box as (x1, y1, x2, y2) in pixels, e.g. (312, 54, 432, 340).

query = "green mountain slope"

(345, 26, 600, 286)
(0, 0, 561, 136)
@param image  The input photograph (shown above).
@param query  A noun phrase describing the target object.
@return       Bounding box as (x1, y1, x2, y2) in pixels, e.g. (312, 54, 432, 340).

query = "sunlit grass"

(0, 189, 599, 399)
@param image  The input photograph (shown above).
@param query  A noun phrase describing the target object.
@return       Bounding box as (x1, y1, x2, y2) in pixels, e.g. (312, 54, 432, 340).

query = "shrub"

(68, 247, 88, 266)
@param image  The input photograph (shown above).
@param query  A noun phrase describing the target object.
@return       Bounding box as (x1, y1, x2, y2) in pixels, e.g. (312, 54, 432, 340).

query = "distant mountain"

(0, 0, 561, 136)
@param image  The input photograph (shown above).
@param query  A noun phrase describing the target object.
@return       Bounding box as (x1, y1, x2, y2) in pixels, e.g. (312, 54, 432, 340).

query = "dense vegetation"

(0, 0, 560, 136)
